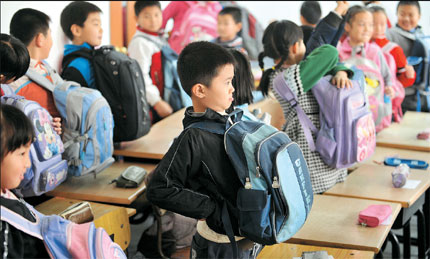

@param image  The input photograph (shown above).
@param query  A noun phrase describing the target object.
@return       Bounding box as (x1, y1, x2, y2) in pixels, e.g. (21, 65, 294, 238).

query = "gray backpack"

(26, 62, 115, 177)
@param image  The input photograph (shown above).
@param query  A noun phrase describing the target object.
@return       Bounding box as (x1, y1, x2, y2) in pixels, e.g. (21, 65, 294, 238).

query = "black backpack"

(62, 46, 151, 142)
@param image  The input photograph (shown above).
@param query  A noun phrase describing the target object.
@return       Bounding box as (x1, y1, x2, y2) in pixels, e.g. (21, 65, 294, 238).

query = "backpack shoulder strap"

(273, 73, 318, 151)
(62, 48, 94, 73)
(1, 84, 15, 96)
(381, 42, 398, 53)
(26, 68, 55, 92)
(1, 203, 43, 240)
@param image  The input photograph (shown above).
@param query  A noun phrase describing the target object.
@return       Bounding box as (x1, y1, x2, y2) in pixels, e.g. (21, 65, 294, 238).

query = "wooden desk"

(258, 243, 374, 259)
(287, 195, 401, 253)
(47, 162, 157, 205)
(325, 164, 430, 208)
(36, 197, 134, 250)
(114, 108, 185, 159)
(376, 111, 430, 152)
(248, 97, 285, 130)
(359, 146, 430, 170)
(400, 111, 430, 128)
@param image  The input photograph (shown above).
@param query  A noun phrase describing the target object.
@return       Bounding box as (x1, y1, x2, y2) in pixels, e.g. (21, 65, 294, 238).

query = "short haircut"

(0, 33, 30, 83)
(219, 6, 242, 24)
(369, 5, 387, 16)
(397, 1, 421, 14)
(60, 1, 102, 40)
(10, 8, 51, 46)
(134, 1, 161, 17)
(177, 41, 236, 97)
(345, 5, 370, 24)
(1, 104, 35, 162)
(300, 1, 322, 25)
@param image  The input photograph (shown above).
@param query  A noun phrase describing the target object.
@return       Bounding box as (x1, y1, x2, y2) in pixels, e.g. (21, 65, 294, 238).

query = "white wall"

(2, 1, 429, 71)
(1, 1, 110, 71)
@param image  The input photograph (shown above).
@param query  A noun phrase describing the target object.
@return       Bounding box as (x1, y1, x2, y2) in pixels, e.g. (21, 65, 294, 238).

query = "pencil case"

(358, 204, 392, 227)
(111, 166, 147, 188)
(384, 157, 429, 170)
(59, 201, 94, 224)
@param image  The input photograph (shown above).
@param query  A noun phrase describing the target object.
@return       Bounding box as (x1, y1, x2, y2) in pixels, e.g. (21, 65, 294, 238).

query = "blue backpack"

(134, 34, 192, 111)
(1, 196, 126, 259)
(25, 62, 115, 177)
(1, 90, 68, 197)
(188, 110, 313, 254)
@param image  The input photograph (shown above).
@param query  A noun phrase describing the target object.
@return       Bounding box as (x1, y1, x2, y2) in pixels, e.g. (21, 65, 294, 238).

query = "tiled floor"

(128, 214, 421, 259)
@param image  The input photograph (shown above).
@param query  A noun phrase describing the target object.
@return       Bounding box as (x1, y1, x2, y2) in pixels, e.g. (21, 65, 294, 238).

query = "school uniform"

(9, 59, 60, 118)
(269, 45, 353, 194)
(146, 107, 260, 258)
(386, 24, 424, 57)
(212, 36, 248, 56)
(62, 42, 96, 89)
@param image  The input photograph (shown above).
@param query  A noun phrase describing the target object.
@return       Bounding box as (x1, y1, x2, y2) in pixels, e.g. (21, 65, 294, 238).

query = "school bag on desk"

(25, 62, 115, 177)
(134, 34, 192, 112)
(188, 109, 313, 256)
(61, 46, 151, 142)
(273, 72, 376, 169)
(1, 196, 126, 259)
(0, 87, 68, 197)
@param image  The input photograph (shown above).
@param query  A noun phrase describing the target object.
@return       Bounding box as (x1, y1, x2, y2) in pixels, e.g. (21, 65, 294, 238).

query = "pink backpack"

(381, 41, 405, 122)
(1, 196, 126, 259)
(168, 1, 221, 54)
(338, 40, 392, 132)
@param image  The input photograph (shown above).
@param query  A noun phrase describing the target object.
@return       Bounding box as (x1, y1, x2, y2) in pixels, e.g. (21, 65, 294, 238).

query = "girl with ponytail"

(258, 20, 355, 194)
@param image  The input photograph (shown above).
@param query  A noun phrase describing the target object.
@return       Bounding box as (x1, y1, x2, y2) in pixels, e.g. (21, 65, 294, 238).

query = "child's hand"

(332, 71, 352, 89)
(153, 100, 173, 118)
(52, 117, 62, 135)
(335, 1, 349, 16)
(384, 86, 395, 99)
(405, 65, 415, 79)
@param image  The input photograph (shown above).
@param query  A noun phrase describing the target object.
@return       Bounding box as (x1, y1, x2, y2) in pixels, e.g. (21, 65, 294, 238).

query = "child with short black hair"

(146, 41, 262, 258)
(60, 1, 103, 88)
(7, 10, 62, 135)
(128, 1, 173, 123)
(8, 8, 60, 120)
(300, 1, 321, 45)
(386, 1, 422, 57)
(213, 6, 247, 55)
(0, 34, 30, 86)
(258, 20, 353, 194)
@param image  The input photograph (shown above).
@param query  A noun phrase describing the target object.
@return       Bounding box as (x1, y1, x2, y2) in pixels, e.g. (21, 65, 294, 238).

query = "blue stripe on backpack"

(187, 109, 313, 253)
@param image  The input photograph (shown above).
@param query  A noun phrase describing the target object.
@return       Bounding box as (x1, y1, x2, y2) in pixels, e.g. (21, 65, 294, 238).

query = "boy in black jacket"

(146, 41, 261, 258)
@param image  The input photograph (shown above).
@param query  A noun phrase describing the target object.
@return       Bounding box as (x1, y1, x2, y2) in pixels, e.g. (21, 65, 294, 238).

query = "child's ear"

(344, 23, 351, 33)
(191, 83, 206, 99)
(70, 24, 82, 38)
(34, 33, 44, 48)
(235, 22, 242, 32)
(290, 41, 299, 55)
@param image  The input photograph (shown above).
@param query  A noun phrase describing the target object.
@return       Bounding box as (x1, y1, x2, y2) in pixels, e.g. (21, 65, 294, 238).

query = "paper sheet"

(401, 179, 421, 189)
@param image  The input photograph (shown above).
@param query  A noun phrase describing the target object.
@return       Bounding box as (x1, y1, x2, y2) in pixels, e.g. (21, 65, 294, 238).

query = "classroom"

(0, 1, 429, 258)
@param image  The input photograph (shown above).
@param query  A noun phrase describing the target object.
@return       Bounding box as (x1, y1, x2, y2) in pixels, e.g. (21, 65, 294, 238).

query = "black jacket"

(146, 107, 242, 235)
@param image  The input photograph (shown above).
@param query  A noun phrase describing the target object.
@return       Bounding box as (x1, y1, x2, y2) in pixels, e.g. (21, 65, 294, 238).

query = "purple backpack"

(273, 74, 376, 169)
(1, 197, 126, 259)
(1, 91, 68, 197)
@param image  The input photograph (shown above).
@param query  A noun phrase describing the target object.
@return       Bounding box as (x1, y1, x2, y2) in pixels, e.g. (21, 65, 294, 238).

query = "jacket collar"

(182, 107, 228, 128)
